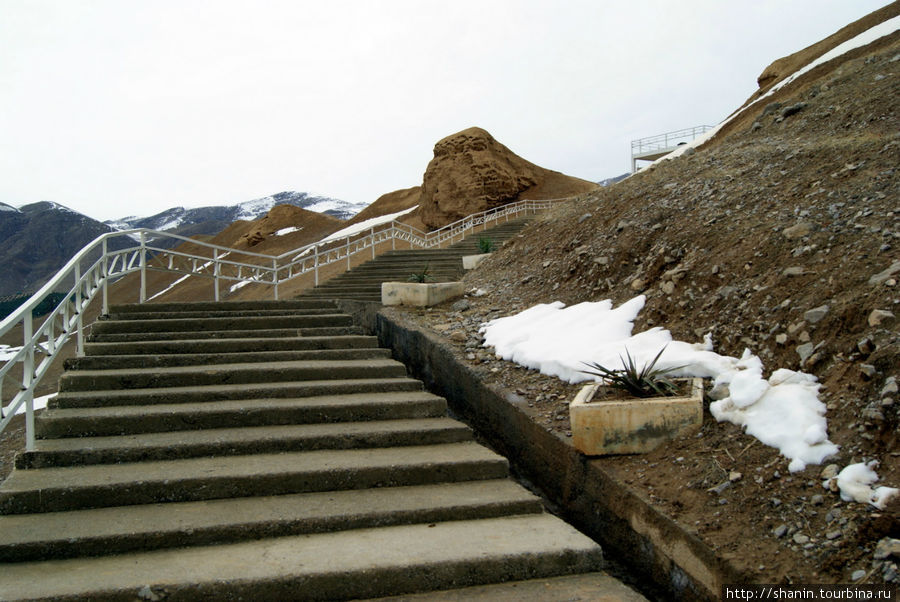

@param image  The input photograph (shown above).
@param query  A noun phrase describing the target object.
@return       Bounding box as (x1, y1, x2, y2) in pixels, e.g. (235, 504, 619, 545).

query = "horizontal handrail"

(631, 125, 714, 155)
(0, 195, 575, 449)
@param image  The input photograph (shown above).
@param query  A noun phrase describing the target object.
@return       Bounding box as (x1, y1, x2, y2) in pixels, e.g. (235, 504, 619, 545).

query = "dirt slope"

(407, 15, 900, 587)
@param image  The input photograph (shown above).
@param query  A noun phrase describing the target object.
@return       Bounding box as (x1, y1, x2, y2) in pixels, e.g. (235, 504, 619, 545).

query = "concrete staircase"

(0, 300, 604, 600)
(299, 218, 531, 302)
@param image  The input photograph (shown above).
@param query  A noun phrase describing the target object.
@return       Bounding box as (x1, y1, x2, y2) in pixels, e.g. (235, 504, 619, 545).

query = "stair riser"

(0, 460, 510, 514)
(66, 349, 391, 370)
(91, 315, 352, 334)
(22, 425, 471, 468)
(87, 325, 365, 342)
(82, 336, 379, 356)
(39, 398, 444, 437)
(59, 363, 408, 392)
(51, 379, 424, 409)
(0, 498, 541, 563)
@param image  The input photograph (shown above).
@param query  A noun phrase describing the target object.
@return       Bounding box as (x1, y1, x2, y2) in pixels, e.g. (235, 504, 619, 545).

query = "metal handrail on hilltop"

(631, 125, 714, 155)
(0, 196, 574, 449)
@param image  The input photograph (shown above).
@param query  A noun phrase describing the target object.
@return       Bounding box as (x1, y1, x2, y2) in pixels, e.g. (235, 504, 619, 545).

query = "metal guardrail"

(631, 125, 714, 155)
(0, 196, 572, 449)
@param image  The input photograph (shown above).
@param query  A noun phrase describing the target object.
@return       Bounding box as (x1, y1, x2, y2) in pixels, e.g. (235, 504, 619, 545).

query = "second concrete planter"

(381, 281, 465, 307)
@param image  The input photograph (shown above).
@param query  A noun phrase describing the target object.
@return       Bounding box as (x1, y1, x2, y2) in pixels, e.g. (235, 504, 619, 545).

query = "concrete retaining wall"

(338, 301, 746, 601)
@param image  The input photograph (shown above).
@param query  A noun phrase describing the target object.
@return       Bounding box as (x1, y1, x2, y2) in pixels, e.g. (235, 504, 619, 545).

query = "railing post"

(74, 263, 84, 357)
(371, 227, 375, 259)
(272, 258, 279, 300)
(314, 246, 320, 287)
(213, 249, 220, 302)
(23, 312, 35, 451)
(101, 238, 109, 315)
(139, 231, 147, 303)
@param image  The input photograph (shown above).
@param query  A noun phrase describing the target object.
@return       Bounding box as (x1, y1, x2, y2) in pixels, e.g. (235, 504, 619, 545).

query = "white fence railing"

(0, 197, 572, 449)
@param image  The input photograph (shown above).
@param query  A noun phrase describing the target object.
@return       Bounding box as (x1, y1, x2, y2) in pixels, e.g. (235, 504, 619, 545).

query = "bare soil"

(395, 37, 900, 586)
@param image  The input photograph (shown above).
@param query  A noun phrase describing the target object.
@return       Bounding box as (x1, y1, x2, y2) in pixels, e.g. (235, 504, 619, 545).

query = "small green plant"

(407, 263, 435, 283)
(477, 237, 497, 254)
(580, 346, 683, 398)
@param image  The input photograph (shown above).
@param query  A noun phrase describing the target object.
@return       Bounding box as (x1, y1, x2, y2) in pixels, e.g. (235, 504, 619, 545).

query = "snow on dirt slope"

(403, 13, 900, 587)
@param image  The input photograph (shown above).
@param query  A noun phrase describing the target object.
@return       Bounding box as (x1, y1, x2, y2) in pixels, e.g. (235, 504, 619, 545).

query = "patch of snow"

(480, 296, 838, 472)
(147, 273, 191, 301)
(156, 216, 184, 231)
(650, 15, 900, 169)
(0, 203, 20, 213)
(3, 392, 55, 417)
(0, 344, 21, 361)
(274, 226, 301, 236)
(321, 205, 417, 242)
(229, 280, 252, 293)
(831, 461, 899, 509)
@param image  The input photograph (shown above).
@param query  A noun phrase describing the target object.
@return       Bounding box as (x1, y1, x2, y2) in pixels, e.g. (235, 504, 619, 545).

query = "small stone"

(577, 213, 593, 224)
(709, 481, 731, 495)
(630, 278, 646, 291)
(542, 260, 551, 268)
(782, 266, 807, 277)
(783, 222, 814, 239)
(811, 494, 824, 506)
(729, 471, 743, 482)
(451, 299, 471, 312)
(798, 330, 811, 343)
(882, 377, 899, 397)
(869, 260, 900, 285)
(593, 256, 609, 266)
(851, 569, 866, 581)
(449, 331, 467, 343)
(874, 537, 900, 560)
(793, 533, 810, 544)
(775, 333, 788, 345)
(781, 102, 807, 118)
(774, 524, 788, 538)
(574, 245, 589, 256)
(826, 530, 842, 540)
(797, 342, 815, 364)
(821, 464, 840, 480)
(804, 305, 830, 324)
(868, 309, 895, 327)
(138, 586, 162, 602)
(859, 364, 878, 379)
(857, 337, 875, 355)
(661, 281, 675, 295)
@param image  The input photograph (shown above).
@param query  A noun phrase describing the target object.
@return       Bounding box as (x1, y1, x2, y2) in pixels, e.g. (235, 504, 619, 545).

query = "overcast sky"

(0, 0, 891, 221)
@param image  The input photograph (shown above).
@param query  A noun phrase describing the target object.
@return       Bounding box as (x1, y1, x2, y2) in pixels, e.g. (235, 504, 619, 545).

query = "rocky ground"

(396, 38, 900, 586)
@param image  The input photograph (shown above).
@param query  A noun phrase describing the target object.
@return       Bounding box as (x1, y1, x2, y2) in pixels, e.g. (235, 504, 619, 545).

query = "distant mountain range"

(0, 191, 364, 298)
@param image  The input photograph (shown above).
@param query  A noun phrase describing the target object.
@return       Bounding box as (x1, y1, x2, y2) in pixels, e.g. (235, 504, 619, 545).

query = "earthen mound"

(418, 127, 596, 229)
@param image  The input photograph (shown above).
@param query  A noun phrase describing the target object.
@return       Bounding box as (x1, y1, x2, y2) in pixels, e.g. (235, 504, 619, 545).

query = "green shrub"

(477, 237, 496, 253)
(407, 263, 435, 283)
(581, 346, 683, 398)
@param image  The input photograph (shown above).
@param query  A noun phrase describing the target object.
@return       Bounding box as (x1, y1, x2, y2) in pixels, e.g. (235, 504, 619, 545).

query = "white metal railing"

(631, 125, 714, 156)
(0, 196, 572, 449)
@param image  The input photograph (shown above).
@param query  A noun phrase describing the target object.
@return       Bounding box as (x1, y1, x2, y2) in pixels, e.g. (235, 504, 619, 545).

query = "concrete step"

(21, 417, 472, 468)
(40, 390, 445, 436)
(58, 358, 407, 391)
(368, 572, 646, 601)
(109, 300, 339, 314)
(105, 307, 342, 321)
(88, 324, 366, 342)
(0, 442, 510, 514)
(67, 347, 390, 370)
(0, 515, 603, 601)
(0, 480, 541, 561)
(82, 334, 379, 356)
(90, 313, 352, 334)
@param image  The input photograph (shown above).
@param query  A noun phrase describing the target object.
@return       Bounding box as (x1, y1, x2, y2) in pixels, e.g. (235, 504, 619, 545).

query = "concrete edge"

(335, 301, 748, 602)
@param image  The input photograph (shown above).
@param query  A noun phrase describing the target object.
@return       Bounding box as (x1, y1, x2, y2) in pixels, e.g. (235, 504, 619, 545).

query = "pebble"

(811, 494, 824, 506)
(851, 569, 866, 581)
(826, 530, 842, 540)
(804, 305, 830, 324)
(793, 533, 810, 544)
(868, 309, 895, 327)
(874, 537, 900, 560)
(796, 342, 815, 364)
(774, 524, 788, 538)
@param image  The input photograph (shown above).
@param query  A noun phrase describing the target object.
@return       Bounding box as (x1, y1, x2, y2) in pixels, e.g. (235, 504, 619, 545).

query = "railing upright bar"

(139, 231, 147, 303)
(22, 312, 35, 451)
(74, 263, 84, 357)
(101, 239, 109, 316)
(273, 259, 279, 300)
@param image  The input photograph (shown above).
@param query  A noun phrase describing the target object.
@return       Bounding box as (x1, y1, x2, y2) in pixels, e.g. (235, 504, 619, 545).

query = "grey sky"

(0, 0, 891, 221)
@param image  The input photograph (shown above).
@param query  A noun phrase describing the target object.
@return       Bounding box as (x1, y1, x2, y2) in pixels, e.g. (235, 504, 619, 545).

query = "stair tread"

(0, 479, 537, 550)
(0, 442, 504, 495)
(48, 389, 440, 416)
(30, 417, 469, 454)
(0, 515, 602, 601)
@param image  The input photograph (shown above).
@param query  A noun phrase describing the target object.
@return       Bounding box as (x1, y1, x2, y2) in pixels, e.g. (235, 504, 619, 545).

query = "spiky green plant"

(477, 237, 497, 253)
(407, 263, 435, 283)
(581, 346, 684, 398)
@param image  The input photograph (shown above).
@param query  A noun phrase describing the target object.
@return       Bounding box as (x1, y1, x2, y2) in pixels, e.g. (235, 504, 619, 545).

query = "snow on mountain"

(0, 202, 20, 213)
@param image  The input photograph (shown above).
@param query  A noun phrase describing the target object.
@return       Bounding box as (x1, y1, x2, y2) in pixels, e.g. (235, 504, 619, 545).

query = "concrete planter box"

(569, 378, 703, 455)
(381, 281, 465, 307)
(462, 253, 491, 270)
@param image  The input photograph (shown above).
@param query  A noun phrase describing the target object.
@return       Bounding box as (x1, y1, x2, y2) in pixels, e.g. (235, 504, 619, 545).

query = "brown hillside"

(347, 186, 425, 232)
(406, 20, 900, 587)
(419, 127, 597, 229)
